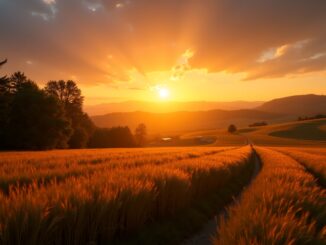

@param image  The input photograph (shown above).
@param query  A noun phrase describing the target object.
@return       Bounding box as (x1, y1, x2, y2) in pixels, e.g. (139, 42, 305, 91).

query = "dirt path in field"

(181, 147, 261, 245)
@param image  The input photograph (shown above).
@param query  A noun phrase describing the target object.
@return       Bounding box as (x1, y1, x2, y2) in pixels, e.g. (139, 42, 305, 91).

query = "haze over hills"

(92, 109, 286, 134)
(91, 94, 325, 133)
(85, 100, 264, 115)
(257, 94, 326, 116)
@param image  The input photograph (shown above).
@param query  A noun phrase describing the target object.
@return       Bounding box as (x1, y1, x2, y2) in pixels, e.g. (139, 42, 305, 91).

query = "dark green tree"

(68, 113, 95, 148)
(45, 80, 83, 110)
(44, 80, 95, 148)
(228, 124, 237, 133)
(88, 127, 135, 148)
(0, 59, 10, 143)
(135, 123, 147, 146)
(4, 77, 71, 149)
(0, 77, 12, 144)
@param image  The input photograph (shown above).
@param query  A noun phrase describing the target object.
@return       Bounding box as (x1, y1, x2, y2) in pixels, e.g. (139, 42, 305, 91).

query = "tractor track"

(181, 147, 261, 245)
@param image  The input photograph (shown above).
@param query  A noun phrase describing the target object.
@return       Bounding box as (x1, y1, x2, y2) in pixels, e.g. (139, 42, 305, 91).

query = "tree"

(88, 127, 135, 148)
(3, 78, 71, 150)
(0, 59, 7, 67)
(135, 123, 147, 146)
(0, 72, 39, 147)
(44, 80, 95, 148)
(0, 59, 9, 93)
(0, 59, 7, 79)
(228, 124, 237, 133)
(9, 72, 36, 93)
(44, 80, 83, 111)
(0, 59, 10, 142)
(68, 113, 95, 148)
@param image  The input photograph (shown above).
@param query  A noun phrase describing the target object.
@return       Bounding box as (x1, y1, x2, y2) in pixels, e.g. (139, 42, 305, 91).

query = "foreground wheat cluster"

(215, 147, 326, 245)
(0, 146, 254, 244)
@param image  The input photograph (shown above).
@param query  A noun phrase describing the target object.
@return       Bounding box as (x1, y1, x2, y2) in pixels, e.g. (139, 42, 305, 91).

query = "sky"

(0, 0, 326, 105)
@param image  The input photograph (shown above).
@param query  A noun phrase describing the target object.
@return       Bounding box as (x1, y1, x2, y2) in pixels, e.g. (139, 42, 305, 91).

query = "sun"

(158, 87, 170, 99)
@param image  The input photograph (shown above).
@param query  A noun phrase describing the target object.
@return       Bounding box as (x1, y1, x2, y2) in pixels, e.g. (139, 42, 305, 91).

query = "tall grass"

(274, 147, 326, 187)
(214, 147, 326, 245)
(285, 147, 326, 157)
(0, 147, 232, 194)
(0, 146, 253, 244)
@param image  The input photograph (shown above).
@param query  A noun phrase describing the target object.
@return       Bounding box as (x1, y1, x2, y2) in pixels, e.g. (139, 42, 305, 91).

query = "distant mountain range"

(91, 94, 326, 134)
(85, 100, 264, 115)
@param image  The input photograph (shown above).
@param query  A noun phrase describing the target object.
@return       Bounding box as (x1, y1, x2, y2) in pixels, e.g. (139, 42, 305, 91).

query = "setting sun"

(158, 87, 170, 99)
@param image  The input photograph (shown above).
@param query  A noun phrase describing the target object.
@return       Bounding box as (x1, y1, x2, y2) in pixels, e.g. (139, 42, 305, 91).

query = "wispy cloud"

(170, 49, 194, 81)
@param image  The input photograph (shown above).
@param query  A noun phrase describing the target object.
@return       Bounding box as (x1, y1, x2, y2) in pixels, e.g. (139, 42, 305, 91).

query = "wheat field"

(0, 146, 254, 244)
(273, 147, 326, 187)
(214, 147, 326, 245)
(1, 146, 325, 244)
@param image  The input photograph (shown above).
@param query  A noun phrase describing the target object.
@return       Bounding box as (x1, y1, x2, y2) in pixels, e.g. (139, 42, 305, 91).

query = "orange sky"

(1, 0, 325, 104)
(79, 70, 326, 105)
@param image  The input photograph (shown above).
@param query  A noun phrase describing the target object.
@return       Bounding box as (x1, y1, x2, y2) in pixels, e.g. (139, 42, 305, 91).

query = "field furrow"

(273, 147, 326, 187)
(214, 147, 326, 245)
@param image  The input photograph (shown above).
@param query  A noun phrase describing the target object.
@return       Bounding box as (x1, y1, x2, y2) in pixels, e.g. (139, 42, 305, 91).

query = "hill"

(179, 118, 326, 147)
(242, 118, 326, 146)
(92, 109, 284, 133)
(84, 100, 264, 115)
(257, 94, 326, 116)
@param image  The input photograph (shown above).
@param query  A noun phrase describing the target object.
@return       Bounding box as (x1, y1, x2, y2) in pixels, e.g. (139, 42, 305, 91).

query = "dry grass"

(283, 147, 326, 156)
(273, 147, 326, 187)
(214, 147, 326, 245)
(0, 146, 253, 244)
(0, 147, 233, 194)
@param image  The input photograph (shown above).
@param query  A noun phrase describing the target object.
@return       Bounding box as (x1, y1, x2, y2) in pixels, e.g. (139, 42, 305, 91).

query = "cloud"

(245, 37, 326, 80)
(0, 0, 325, 84)
(82, 0, 103, 12)
(42, 0, 56, 5)
(170, 49, 194, 81)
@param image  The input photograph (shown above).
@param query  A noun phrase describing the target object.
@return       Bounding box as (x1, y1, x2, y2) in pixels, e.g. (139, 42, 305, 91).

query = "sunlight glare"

(158, 87, 170, 99)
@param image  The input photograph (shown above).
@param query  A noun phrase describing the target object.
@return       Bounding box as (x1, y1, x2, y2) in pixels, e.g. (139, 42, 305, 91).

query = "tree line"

(298, 114, 326, 121)
(0, 60, 147, 150)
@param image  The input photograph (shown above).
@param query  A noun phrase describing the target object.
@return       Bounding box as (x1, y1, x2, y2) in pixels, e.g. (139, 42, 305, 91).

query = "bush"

(228, 124, 237, 133)
(248, 121, 268, 127)
(88, 126, 135, 148)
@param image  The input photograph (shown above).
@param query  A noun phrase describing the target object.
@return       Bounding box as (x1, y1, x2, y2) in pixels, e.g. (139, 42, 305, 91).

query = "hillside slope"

(243, 118, 326, 146)
(257, 94, 326, 116)
(179, 119, 326, 147)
